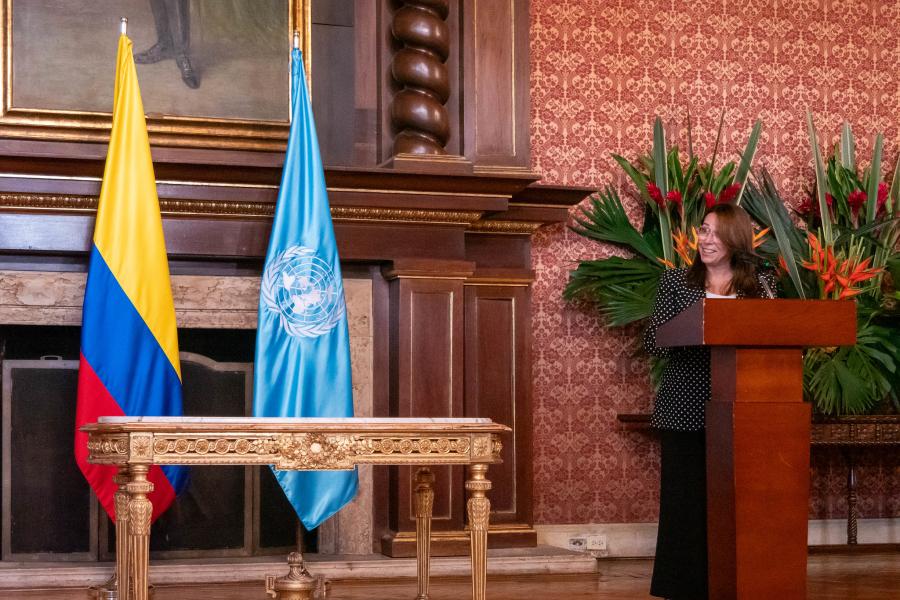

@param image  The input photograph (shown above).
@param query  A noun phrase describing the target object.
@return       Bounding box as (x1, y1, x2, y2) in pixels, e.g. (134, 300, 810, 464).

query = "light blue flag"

(253, 48, 357, 530)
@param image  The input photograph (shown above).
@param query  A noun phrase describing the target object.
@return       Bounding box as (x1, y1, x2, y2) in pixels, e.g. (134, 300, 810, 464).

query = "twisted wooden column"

(390, 0, 450, 155)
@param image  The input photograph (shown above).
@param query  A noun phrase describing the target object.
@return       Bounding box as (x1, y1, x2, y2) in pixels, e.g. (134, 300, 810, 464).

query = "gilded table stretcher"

(83, 416, 509, 600)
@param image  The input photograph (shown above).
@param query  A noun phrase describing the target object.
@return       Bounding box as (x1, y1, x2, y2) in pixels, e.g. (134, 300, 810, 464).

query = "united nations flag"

(252, 47, 357, 529)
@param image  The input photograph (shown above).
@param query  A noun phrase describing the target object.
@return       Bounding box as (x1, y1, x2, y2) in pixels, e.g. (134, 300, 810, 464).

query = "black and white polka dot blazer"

(642, 268, 779, 431)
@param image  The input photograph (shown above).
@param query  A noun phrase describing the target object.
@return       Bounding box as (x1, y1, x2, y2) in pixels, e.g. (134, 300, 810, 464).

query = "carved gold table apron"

(83, 417, 508, 600)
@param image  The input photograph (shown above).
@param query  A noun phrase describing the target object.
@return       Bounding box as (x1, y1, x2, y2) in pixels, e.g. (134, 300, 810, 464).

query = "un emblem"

(261, 246, 345, 338)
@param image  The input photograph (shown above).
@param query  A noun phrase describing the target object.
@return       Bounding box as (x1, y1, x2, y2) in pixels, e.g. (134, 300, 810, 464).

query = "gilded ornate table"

(83, 417, 509, 600)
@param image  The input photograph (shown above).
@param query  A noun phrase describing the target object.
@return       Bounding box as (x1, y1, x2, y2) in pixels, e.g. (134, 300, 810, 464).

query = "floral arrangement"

(567, 113, 899, 417)
(564, 116, 762, 326)
(741, 114, 899, 415)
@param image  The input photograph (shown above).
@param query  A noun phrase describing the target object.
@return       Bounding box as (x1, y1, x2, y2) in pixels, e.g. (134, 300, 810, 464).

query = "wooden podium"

(657, 299, 856, 600)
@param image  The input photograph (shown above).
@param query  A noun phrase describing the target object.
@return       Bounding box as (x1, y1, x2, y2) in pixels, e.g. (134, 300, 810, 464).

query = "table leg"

(414, 468, 435, 600)
(125, 465, 154, 600)
(115, 466, 132, 600)
(466, 464, 491, 600)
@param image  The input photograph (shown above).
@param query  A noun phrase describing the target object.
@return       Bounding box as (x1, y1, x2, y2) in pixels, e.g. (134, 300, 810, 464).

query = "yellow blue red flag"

(74, 34, 186, 522)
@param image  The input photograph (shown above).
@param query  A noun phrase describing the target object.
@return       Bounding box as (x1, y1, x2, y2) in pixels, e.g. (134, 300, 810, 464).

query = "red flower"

(666, 190, 683, 207)
(647, 183, 665, 208)
(847, 190, 867, 215)
(798, 193, 832, 217)
(718, 183, 741, 204)
(797, 196, 815, 215)
(704, 191, 716, 210)
(877, 182, 888, 214)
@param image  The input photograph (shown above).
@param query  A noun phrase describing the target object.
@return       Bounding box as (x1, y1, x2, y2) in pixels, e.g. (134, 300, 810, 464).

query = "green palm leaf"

(652, 117, 673, 263)
(840, 121, 855, 171)
(598, 279, 660, 325)
(806, 111, 833, 244)
(865, 133, 883, 224)
(570, 188, 660, 263)
(743, 171, 809, 298)
(734, 120, 762, 205)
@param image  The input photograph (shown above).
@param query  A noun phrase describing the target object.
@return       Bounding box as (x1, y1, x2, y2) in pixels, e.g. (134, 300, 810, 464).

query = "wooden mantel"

(0, 138, 581, 263)
(0, 137, 593, 558)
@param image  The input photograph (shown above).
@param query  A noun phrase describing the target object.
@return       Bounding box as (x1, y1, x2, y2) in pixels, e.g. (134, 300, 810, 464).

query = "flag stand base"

(90, 574, 118, 600)
(264, 552, 325, 599)
(90, 574, 156, 599)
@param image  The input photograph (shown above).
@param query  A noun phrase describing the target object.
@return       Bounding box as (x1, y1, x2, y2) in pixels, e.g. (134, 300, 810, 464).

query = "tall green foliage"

(565, 116, 763, 327)
(742, 118, 899, 415)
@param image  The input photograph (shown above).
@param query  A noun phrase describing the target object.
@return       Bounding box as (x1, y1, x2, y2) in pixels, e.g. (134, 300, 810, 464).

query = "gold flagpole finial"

(120, 17, 128, 36)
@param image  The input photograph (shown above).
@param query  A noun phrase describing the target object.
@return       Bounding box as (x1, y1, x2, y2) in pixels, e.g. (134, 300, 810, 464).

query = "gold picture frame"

(0, 0, 310, 151)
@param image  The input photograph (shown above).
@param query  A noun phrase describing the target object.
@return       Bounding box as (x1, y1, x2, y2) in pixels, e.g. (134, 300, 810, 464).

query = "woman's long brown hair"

(685, 203, 761, 297)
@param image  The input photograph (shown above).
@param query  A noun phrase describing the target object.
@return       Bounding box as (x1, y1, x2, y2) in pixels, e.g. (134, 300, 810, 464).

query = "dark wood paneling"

(398, 278, 466, 527)
(0, 214, 469, 263)
(336, 224, 467, 262)
(382, 262, 470, 556)
(460, 0, 530, 168)
(370, 265, 392, 552)
(311, 0, 379, 167)
(464, 284, 533, 531)
(465, 234, 531, 270)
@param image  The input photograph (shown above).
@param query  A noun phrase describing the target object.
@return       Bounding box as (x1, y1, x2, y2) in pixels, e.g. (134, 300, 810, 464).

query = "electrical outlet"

(567, 536, 587, 552)
(586, 534, 607, 551)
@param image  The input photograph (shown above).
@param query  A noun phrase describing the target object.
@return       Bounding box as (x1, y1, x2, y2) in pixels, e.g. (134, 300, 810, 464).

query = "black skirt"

(650, 429, 708, 600)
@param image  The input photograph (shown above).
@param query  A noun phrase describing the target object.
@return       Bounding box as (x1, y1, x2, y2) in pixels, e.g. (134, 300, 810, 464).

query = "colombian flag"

(74, 34, 186, 522)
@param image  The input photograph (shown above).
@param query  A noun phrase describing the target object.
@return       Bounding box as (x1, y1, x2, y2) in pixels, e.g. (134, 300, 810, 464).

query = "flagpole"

(93, 26, 129, 600)
(94, 26, 129, 600)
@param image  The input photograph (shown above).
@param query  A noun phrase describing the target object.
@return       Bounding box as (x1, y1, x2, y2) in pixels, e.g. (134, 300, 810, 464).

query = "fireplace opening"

(0, 325, 316, 562)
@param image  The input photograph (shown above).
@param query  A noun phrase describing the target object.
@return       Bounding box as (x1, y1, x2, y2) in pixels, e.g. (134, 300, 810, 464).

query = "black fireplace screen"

(0, 326, 307, 562)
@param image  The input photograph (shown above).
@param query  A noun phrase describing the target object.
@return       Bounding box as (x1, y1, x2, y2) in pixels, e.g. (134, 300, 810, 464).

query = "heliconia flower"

(704, 191, 716, 209)
(877, 182, 888, 214)
(647, 183, 665, 208)
(718, 183, 741, 204)
(802, 231, 884, 299)
(807, 232, 821, 255)
(850, 256, 873, 278)
(666, 190, 683, 207)
(778, 255, 788, 273)
(825, 193, 833, 207)
(838, 288, 863, 299)
(752, 227, 769, 249)
(671, 227, 696, 265)
(657, 257, 675, 268)
(847, 190, 867, 215)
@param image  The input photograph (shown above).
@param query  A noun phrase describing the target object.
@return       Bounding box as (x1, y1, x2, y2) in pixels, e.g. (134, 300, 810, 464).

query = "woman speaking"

(644, 203, 777, 600)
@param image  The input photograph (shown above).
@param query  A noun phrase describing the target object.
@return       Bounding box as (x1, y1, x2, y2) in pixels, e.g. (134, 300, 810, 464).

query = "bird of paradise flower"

(658, 226, 769, 268)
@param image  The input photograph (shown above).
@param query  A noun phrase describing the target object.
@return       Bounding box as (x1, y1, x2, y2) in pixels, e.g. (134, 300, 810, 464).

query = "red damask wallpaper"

(529, 0, 900, 524)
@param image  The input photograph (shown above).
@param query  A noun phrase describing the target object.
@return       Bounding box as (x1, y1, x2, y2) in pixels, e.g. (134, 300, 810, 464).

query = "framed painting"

(0, 0, 310, 150)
